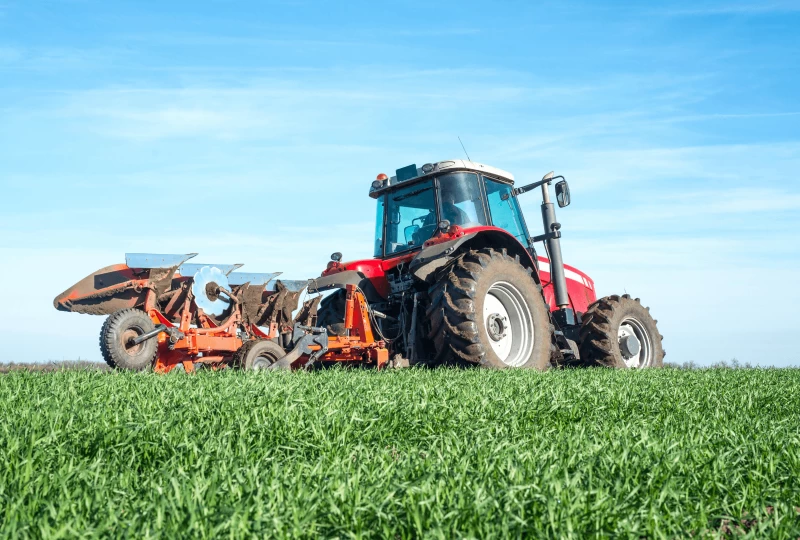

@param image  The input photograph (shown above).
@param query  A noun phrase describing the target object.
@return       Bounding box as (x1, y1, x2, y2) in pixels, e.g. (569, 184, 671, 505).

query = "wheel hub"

(252, 356, 271, 370)
(619, 334, 641, 358)
(122, 328, 144, 356)
(486, 313, 508, 341)
(205, 281, 220, 302)
(618, 317, 652, 368)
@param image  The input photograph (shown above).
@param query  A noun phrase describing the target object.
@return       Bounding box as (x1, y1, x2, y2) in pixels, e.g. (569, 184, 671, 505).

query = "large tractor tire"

(99, 308, 158, 371)
(579, 294, 664, 368)
(316, 289, 346, 336)
(234, 339, 286, 371)
(426, 248, 553, 369)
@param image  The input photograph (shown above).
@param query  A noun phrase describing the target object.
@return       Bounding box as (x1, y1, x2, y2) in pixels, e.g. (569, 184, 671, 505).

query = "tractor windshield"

(437, 172, 488, 228)
(380, 180, 437, 256)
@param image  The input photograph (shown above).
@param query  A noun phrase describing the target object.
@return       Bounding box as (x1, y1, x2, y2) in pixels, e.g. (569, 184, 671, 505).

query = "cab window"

(437, 172, 488, 228)
(483, 177, 529, 246)
(384, 180, 437, 255)
(373, 195, 386, 257)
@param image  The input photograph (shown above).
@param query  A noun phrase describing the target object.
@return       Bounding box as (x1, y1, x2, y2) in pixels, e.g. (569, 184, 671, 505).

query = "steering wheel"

(412, 224, 438, 246)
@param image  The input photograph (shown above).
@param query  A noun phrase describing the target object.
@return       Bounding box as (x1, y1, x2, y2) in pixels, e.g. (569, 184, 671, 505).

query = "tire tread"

(426, 248, 554, 367)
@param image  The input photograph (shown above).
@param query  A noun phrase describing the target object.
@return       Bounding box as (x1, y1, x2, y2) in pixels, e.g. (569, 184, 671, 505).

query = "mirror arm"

(530, 230, 562, 243)
(501, 176, 564, 201)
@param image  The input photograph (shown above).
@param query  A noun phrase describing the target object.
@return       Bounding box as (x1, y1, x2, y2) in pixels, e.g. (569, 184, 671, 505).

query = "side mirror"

(404, 224, 420, 243)
(555, 180, 570, 208)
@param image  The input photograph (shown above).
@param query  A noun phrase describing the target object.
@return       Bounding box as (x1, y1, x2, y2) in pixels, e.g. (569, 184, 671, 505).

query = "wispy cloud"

(34, 62, 728, 143)
(665, 111, 800, 121)
(0, 45, 126, 71)
(53, 74, 529, 140)
(389, 28, 481, 37)
(557, 187, 800, 240)
(500, 141, 800, 192)
(661, 1, 800, 16)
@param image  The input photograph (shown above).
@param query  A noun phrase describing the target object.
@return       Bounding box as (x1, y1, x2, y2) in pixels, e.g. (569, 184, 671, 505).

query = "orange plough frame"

(296, 284, 389, 369)
(151, 284, 388, 373)
(146, 288, 279, 374)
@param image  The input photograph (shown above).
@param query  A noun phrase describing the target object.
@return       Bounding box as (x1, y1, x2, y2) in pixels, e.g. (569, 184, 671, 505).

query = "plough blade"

(179, 263, 243, 276)
(228, 272, 282, 287)
(54, 253, 296, 318)
(125, 253, 197, 269)
(278, 279, 310, 292)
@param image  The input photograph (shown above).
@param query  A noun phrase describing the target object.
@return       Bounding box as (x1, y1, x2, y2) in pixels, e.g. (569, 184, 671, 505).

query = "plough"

(54, 253, 388, 372)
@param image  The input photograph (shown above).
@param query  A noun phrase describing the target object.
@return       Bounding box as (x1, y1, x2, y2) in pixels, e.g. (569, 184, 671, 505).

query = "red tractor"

(307, 160, 664, 370)
(55, 160, 664, 371)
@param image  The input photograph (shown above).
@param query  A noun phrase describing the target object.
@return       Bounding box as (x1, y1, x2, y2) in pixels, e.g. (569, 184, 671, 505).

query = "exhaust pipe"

(539, 176, 570, 309)
(540, 190, 570, 308)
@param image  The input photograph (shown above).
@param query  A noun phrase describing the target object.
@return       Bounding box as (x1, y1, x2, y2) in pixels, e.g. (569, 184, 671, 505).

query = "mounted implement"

(54, 254, 312, 372)
(55, 255, 389, 372)
(55, 159, 663, 371)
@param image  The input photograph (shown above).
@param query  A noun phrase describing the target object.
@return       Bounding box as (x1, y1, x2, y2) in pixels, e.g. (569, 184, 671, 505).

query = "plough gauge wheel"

(234, 340, 286, 371)
(100, 309, 158, 371)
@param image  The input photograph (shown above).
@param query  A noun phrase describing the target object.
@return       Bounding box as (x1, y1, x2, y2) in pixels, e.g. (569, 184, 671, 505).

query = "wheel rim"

(252, 351, 281, 371)
(121, 326, 145, 356)
(618, 317, 653, 368)
(483, 281, 534, 367)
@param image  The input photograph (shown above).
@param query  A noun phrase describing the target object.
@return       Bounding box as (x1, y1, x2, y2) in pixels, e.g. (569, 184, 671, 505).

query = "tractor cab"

(369, 160, 531, 258)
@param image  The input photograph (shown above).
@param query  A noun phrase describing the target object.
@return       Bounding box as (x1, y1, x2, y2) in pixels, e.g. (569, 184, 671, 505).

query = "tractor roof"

(369, 159, 515, 199)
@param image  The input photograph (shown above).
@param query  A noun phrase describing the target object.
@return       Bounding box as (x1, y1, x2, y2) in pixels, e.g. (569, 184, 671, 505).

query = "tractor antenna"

(458, 136, 472, 162)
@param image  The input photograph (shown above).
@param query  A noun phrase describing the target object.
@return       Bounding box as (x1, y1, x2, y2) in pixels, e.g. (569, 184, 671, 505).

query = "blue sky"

(1, 1, 798, 366)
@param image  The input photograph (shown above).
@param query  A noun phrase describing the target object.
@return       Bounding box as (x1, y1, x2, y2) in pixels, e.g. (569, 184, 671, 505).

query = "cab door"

(483, 177, 533, 247)
(482, 176, 540, 267)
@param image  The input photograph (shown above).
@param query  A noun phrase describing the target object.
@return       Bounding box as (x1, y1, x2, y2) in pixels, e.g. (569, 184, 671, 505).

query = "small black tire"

(579, 294, 664, 368)
(316, 289, 347, 336)
(99, 308, 158, 371)
(426, 248, 553, 369)
(234, 340, 286, 371)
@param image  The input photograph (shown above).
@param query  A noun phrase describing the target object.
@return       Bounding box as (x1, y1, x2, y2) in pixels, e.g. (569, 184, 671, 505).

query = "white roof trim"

(370, 159, 515, 197)
(390, 160, 514, 183)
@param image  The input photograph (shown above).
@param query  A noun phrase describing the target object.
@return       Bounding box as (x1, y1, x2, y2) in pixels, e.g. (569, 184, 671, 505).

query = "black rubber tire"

(426, 248, 553, 369)
(579, 294, 665, 368)
(99, 308, 158, 371)
(316, 289, 346, 336)
(234, 339, 286, 371)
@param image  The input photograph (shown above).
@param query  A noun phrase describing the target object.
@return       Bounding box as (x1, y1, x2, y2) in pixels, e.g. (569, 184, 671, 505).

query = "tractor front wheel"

(426, 248, 553, 369)
(578, 294, 664, 368)
(99, 308, 158, 371)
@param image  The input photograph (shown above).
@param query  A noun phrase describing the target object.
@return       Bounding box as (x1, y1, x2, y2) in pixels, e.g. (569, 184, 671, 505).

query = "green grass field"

(1, 368, 798, 538)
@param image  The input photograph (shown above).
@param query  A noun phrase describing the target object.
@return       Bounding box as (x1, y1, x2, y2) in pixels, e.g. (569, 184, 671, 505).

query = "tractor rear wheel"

(99, 308, 158, 371)
(234, 339, 286, 371)
(579, 294, 664, 368)
(426, 248, 553, 369)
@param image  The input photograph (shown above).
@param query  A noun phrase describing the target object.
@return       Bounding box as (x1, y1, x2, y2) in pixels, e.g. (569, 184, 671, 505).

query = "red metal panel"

(537, 256, 596, 313)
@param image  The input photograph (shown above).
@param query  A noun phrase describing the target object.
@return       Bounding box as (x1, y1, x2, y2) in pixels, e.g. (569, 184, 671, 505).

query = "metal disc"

(191, 266, 232, 316)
